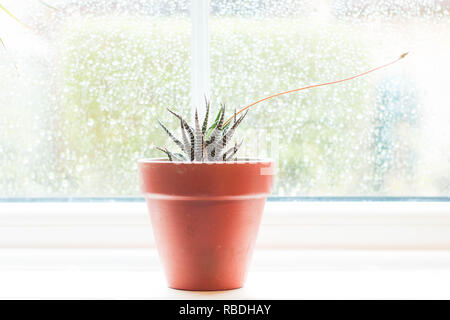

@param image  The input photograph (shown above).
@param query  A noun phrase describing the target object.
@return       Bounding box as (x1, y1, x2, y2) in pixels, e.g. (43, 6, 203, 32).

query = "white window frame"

(1, 201, 450, 249)
(191, 0, 210, 116)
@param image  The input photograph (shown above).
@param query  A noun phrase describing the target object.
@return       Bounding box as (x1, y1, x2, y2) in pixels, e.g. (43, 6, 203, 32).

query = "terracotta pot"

(138, 159, 274, 291)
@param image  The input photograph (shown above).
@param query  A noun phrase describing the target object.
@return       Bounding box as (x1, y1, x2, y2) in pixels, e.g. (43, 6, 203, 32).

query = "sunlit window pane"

(0, 0, 191, 196)
(1, 0, 448, 197)
(210, 0, 450, 196)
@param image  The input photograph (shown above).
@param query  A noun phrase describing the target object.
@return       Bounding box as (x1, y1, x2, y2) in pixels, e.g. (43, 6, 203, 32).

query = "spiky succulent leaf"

(206, 105, 227, 150)
(180, 119, 191, 158)
(221, 141, 238, 160)
(205, 105, 225, 140)
(207, 147, 216, 161)
(222, 121, 232, 136)
(221, 108, 236, 135)
(157, 119, 184, 152)
(185, 122, 195, 161)
(156, 147, 187, 162)
(206, 114, 229, 158)
(220, 110, 248, 148)
(202, 139, 207, 160)
(222, 139, 243, 161)
(194, 109, 203, 161)
(157, 101, 247, 162)
(208, 109, 247, 159)
(202, 97, 210, 135)
(167, 108, 195, 160)
(167, 108, 195, 137)
(221, 136, 228, 161)
(173, 152, 187, 161)
(217, 103, 226, 130)
(156, 147, 173, 161)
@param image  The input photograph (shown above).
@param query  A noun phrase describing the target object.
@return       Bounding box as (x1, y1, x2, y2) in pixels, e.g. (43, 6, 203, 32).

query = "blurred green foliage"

(59, 16, 191, 195)
(58, 16, 371, 195)
(209, 18, 371, 195)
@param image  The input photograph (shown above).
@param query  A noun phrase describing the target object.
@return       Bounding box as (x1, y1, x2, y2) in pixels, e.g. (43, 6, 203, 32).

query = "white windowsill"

(1, 248, 450, 299)
(1, 201, 450, 299)
(0, 201, 450, 249)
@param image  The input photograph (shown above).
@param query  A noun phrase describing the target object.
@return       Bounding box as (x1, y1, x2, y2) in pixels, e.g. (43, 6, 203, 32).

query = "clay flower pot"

(138, 158, 274, 291)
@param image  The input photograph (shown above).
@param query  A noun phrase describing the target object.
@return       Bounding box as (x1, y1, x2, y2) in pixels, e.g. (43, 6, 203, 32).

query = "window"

(0, 0, 449, 198)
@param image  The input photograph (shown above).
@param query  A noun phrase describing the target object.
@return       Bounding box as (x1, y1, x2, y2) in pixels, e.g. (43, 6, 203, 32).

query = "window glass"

(210, 0, 449, 196)
(1, 0, 449, 198)
(0, 0, 190, 196)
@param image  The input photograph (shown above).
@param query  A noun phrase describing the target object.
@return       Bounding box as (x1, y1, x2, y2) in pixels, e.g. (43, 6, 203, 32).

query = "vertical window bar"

(190, 0, 210, 118)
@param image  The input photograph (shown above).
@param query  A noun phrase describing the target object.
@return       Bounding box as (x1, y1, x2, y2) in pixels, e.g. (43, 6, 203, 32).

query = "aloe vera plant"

(156, 53, 408, 162)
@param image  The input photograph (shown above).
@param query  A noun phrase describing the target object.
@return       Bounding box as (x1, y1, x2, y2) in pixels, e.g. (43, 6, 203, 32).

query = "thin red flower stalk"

(224, 52, 409, 126)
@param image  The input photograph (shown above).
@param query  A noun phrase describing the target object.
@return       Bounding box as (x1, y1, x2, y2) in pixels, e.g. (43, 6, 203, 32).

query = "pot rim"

(138, 157, 274, 164)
